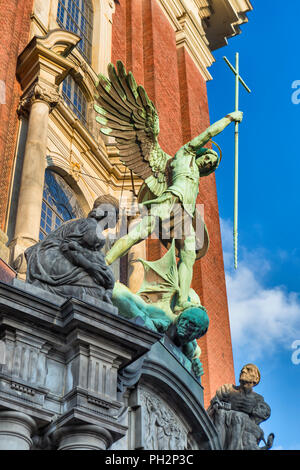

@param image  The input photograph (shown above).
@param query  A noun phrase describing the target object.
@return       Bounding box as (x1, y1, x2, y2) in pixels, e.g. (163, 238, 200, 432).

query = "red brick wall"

(112, 0, 235, 407)
(0, 0, 33, 231)
(0, 259, 16, 284)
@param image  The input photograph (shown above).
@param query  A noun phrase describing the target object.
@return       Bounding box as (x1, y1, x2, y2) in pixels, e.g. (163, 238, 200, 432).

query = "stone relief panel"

(110, 383, 201, 451)
(1, 330, 50, 389)
(140, 388, 189, 450)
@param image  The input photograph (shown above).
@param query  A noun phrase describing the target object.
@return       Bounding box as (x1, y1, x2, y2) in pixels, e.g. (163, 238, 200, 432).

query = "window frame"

(39, 169, 84, 241)
(62, 74, 88, 126)
(57, 0, 94, 64)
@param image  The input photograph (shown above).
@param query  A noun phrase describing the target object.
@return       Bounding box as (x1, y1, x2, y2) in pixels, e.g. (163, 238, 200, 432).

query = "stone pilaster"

(11, 82, 60, 275)
(10, 30, 80, 275)
(93, 0, 115, 75)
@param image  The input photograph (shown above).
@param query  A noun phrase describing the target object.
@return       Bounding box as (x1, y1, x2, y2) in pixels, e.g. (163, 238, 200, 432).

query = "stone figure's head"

(175, 307, 209, 344)
(196, 148, 219, 176)
(239, 364, 261, 391)
(89, 195, 119, 229)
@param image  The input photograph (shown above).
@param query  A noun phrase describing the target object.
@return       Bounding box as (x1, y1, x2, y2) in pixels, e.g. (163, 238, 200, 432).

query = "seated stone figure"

(25, 195, 119, 303)
(207, 364, 274, 450)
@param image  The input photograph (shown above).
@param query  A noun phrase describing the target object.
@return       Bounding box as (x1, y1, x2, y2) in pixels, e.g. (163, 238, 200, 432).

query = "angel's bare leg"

(105, 215, 156, 265)
(106, 196, 176, 265)
(175, 230, 197, 310)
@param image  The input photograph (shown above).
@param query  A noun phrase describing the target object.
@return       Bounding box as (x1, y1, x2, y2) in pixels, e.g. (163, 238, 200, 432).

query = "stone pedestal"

(0, 279, 160, 449)
(0, 278, 221, 450)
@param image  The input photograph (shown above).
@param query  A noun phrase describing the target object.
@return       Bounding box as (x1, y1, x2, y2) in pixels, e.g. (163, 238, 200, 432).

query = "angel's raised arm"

(187, 111, 243, 151)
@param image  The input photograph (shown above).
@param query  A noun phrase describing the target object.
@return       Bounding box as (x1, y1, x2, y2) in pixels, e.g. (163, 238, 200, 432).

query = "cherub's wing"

(94, 61, 171, 197)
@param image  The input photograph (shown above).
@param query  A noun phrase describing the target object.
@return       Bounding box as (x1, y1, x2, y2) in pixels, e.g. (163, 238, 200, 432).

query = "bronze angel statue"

(94, 61, 242, 313)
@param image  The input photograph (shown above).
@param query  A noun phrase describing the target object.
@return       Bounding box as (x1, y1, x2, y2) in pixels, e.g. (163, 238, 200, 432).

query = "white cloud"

(220, 219, 300, 360)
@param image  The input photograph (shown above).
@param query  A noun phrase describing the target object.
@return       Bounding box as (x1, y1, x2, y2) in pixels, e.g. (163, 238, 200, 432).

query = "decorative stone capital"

(18, 81, 60, 117)
(53, 425, 113, 450)
(0, 411, 37, 450)
(32, 82, 60, 108)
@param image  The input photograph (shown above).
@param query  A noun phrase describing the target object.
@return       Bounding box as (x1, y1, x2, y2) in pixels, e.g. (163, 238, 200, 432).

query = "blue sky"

(207, 0, 300, 450)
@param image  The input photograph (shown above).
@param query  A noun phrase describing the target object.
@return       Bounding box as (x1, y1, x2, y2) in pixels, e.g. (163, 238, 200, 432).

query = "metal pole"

(234, 52, 239, 269)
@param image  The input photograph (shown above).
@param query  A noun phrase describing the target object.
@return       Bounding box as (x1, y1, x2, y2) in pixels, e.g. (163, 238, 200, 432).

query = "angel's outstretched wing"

(94, 61, 171, 197)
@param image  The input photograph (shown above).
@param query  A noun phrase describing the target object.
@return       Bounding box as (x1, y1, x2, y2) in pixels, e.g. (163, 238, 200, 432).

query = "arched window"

(39, 169, 84, 240)
(62, 75, 87, 125)
(57, 0, 94, 64)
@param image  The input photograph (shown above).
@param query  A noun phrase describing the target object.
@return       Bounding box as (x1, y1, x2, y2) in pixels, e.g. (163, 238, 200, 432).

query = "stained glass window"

(39, 169, 84, 241)
(62, 75, 87, 125)
(57, 0, 94, 64)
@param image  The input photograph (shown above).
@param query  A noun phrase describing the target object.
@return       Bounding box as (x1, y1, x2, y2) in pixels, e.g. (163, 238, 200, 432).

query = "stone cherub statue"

(25, 195, 119, 303)
(94, 61, 243, 314)
(207, 364, 275, 450)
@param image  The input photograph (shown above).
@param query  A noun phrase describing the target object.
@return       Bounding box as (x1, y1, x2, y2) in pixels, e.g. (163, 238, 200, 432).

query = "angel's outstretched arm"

(187, 111, 243, 151)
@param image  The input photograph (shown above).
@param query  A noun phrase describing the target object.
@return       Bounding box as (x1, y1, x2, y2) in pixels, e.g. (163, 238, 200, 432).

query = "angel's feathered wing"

(94, 61, 171, 197)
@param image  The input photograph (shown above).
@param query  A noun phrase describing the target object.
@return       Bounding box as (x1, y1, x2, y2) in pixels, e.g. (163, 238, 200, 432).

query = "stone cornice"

(17, 30, 81, 92)
(176, 11, 214, 81)
(205, 0, 253, 51)
(157, 0, 253, 81)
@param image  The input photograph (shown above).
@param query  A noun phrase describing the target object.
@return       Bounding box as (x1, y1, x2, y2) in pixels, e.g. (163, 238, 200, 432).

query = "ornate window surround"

(58, 47, 100, 137)
(30, 0, 115, 76)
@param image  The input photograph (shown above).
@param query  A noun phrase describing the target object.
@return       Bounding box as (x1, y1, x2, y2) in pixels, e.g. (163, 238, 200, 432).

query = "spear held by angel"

(94, 61, 242, 313)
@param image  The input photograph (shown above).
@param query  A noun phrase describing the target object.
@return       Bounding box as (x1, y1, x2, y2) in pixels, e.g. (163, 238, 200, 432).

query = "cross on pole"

(223, 53, 251, 269)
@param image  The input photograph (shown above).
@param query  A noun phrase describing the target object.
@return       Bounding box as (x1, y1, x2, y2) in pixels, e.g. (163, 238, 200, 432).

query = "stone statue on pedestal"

(25, 195, 119, 303)
(207, 364, 275, 450)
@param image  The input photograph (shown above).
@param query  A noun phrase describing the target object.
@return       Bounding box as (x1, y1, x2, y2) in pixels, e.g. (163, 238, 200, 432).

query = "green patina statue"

(112, 242, 209, 377)
(95, 61, 242, 313)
